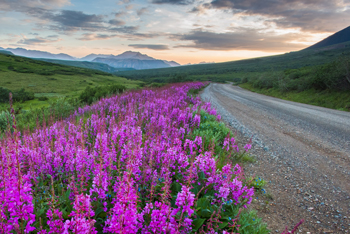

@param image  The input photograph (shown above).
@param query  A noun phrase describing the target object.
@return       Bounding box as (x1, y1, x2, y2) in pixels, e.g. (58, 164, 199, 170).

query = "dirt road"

(201, 83, 350, 233)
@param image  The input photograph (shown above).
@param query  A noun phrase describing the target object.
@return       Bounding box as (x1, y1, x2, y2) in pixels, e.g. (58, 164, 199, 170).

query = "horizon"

(1, 0, 349, 64)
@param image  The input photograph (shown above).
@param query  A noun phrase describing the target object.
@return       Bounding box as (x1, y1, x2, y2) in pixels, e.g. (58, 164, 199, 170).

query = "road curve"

(201, 83, 350, 233)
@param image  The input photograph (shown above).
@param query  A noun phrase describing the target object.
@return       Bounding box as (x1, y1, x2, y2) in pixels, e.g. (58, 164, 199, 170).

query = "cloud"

(151, 0, 194, 5)
(137, 7, 148, 16)
(0, 0, 70, 11)
(128, 44, 169, 50)
(174, 29, 308, 52)
(203, 0, 350, 32)
(108, 19, 125, 26)
(109, 26, 139, 34)
(47, 10, 105, 31)
(114, 11, 127, 17)
(125, 4, 134, 10)
(118, 0, 133, 4)
(17, 35, 62, 45)
(77, 33, 118, 41)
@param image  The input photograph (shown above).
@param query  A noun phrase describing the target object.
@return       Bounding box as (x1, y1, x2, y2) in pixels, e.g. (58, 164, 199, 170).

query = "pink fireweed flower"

(104, 173, 140, 233)
(141, 201, 177, 233)
(63, 193, 97, 234)
(244, 143, 252, 152)
(171, 186, 195, 233)
(46, 208, 64, 234)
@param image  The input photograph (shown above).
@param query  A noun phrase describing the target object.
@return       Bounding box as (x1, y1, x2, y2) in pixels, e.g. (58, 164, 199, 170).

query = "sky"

(0, 0, 349, 64)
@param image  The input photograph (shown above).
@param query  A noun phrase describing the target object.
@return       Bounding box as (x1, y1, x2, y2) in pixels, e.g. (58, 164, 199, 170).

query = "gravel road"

(201, 83, 350, 233)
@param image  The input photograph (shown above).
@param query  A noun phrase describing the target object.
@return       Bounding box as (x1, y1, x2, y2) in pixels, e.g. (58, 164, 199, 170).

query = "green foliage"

(0, 86, 34, 103)
(79, 84, 126, 105)
(248, 177, 267, 192)
(13, 88, 35, 103)
(149, 82, 165, 88)
(0, 110, 12, 132)
(38, 96, 49, 101)
(240, 83, 350, 111)
(12, 98, 79, 132)
(189, 173, 269, 233)
(0, 87, 10, 103)
(187, 88, 199, 97)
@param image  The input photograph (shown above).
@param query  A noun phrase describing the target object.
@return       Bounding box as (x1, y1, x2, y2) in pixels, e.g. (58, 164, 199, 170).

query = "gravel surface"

(201, 83, 350, 233)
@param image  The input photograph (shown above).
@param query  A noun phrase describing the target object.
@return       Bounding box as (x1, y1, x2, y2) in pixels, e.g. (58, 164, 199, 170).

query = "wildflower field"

(0, 82, 270, 233)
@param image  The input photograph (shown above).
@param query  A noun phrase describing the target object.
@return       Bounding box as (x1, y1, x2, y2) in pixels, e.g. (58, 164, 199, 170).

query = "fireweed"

(0, 82, 256, 233)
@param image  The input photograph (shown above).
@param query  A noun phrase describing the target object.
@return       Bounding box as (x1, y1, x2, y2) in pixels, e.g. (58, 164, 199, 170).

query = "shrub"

(0, 87, 11, 103)
(0, 110, 12, 132)
(38, 96, 49, 101)
(79, 84, 126, 105)
(13, 88, 35, 103)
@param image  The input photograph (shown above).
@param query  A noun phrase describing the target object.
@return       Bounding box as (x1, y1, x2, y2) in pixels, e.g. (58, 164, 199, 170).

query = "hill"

(115, 42, 350, 82)
(36, 58, 135, 73)
(4, 47, 76, 60)
(306, 26, 350, 50)
(0, 50, 14, 55)
(0, 53, 142, 103)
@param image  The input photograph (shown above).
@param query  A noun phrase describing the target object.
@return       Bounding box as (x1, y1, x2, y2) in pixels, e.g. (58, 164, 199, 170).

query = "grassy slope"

(240, 83, 350, 111)
(115, 41, 350, 82)
(114, 42, 350, 111)
(0, 53, 142, 109)
(36, 58, 136, 74)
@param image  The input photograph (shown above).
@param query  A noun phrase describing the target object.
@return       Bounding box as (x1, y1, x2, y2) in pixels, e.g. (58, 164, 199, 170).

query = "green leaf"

(198, 171, 206, 180)
(201, 209, 212, 218)
(192, 218, 206, 231)
(219, 221, 228, 229)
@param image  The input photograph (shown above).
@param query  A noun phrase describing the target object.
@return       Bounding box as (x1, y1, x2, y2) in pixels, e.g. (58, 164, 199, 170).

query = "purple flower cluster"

(0, 82, 254, 233)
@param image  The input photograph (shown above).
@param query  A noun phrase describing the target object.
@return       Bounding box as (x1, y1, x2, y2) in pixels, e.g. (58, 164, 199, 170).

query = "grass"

(0, 53, 143, 110)
(115, 41, 350, 83)
(240, 83, 350, 111)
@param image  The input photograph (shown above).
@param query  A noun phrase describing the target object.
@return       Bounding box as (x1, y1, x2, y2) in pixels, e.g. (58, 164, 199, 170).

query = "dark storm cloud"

(204, 0, 350, 32)
(151, 0, 194, 5)
(128, 44, 169, 50)
(174, 29, 307, 52)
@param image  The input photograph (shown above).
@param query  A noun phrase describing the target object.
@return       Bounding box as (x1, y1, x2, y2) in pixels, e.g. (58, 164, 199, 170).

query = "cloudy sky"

(0, 0, 349, 64)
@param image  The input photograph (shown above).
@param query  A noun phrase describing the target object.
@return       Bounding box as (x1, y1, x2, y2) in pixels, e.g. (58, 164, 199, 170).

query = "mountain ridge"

(306, 26, 350, 50)
(0, 48, 180, 70)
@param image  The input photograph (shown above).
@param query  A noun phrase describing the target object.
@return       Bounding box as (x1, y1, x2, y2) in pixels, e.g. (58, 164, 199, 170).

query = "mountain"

(37, 58, 135, 73)
(164, 60, 181, 67)
(79, 53, 114, 62)
(1, 48, 180, 70)
(111, 51, 155, 60)
(4, 48, 76, 60)
(93, 57, 171, 70)
(306, 26, 350, 50)
(92, 51, 180, 70)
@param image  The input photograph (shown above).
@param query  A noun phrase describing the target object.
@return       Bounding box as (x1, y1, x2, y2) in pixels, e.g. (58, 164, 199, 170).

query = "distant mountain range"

(91, 51, 180, 70)
(4, 48, 76, 60)
(0, 48, 180, 71)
